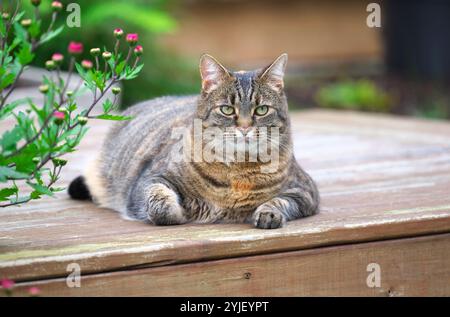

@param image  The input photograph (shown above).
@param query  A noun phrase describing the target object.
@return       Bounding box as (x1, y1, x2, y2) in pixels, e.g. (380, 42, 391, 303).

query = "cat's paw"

(147, 183, 187, 226)
(253, 205, 285, 229)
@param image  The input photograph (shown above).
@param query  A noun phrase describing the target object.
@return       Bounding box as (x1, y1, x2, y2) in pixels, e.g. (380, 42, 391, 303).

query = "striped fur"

(78, 54, 319, 229)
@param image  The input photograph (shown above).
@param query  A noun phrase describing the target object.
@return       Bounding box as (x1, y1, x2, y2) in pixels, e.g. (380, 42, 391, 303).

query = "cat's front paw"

(253, 205, 285, 229)
(147, 183, 187, 226)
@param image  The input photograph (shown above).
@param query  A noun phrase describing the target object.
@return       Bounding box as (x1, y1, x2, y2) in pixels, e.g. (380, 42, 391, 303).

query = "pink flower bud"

(114, 28, 124, 39)
(134, 45, 143, 56)
(68, 41, 83, 55)
(51, 53, 64, 64)
(1, 279, 15, 289)
(53, 111, 65, 120)
(51, 1, 63, 11)
(28, 287, 41, 296)
(126, 33, 138, 46)
(81, 59, 93, 70)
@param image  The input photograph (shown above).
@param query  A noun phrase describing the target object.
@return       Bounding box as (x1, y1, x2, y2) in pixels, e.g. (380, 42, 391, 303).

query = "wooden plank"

(9, 233, 450, 296)
(1, 109, 450, 281)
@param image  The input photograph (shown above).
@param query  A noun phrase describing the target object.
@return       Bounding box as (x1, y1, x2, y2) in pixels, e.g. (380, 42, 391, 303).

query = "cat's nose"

(237, 127, 252, 136)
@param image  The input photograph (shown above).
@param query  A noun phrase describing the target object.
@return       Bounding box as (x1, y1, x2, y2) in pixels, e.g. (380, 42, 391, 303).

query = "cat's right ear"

(199, 54, 231, 93)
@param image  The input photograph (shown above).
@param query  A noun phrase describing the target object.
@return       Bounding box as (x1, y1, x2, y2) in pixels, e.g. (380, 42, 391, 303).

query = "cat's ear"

(199, 54, 231, 93)
(258, 53, 288, 92)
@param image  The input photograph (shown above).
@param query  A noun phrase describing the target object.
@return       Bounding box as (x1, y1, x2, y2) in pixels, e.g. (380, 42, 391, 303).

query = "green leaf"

(0, 98, 30, 117)
(30, 190, 41, 200)
(13, 12, 25, 24)
(67, 101, 76, 112)
(14, 110, 36, 141)
(0, 166, 29, 182)
(124, 64, 144, 80)
(0, 72, 16, 90)
(0, 187, 18, 202)
(29, 101, 47, 123)
(9, 195, 31, 204)
(115, 60, 126, 75)
(90, 70, 105, 92)
(11, 144, 39, 173)
(39, 25, 64, 45)
(17, 42, 35, 65)
(0, 125, 24, 153)
(27, 182, 54, 196)
(75, 63, 96, 91)
(28, 20, 41, 39)
(75, 62, 86, 78)
(59, 124, 82, 139)
(50, 187, 65, 193)
(102, 99, 113, 113)
(8, 38, 23, 53)
(95, 114, 133, 121)
(13, 23, 28, 44)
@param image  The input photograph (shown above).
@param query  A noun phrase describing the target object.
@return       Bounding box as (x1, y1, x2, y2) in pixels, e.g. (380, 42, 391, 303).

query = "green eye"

(255, 105, 269, 116)
(220, 105, 235, 116)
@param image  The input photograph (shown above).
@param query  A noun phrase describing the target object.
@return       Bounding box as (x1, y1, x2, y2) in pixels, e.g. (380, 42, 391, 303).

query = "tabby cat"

(68, 53, 319, 229)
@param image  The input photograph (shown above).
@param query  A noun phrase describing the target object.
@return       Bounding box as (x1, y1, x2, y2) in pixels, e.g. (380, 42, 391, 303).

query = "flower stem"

(62, 57, 75, 96)
(114, 39, 120, 56)
(34, 6, 40, 21)
(0, 66, 25, 110)
(124, 47, 132, 65)
(46, 12, 57, 34)
(133, 57, 140, 69)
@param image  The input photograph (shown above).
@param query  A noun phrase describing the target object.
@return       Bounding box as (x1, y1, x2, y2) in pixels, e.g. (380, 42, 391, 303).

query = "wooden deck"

(1, 109, 450, 296)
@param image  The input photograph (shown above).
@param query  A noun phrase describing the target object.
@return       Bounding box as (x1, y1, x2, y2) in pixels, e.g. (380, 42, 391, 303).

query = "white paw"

(147, 184, 187, 225)
(253, 206, 285, 229)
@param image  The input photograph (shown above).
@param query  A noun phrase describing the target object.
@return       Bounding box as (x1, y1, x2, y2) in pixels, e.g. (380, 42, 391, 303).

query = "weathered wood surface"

(11, 233, 450, 296)
(1, 109, 450, 287)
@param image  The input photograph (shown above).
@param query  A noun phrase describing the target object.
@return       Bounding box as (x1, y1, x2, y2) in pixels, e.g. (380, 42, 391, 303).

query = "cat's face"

(197, 54, 289, 132)
(196, 54, 291, 161)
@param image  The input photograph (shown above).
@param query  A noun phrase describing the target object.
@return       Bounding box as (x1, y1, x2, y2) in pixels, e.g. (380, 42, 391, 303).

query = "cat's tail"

(68, 176, 92, 200)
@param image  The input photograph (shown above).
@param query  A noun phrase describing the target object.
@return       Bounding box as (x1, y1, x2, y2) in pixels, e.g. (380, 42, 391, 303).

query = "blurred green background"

(25, 0, 199, 107)
(23, 0, 450, 119)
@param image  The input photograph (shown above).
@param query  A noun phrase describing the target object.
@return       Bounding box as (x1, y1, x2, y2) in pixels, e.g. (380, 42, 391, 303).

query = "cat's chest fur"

(180, 161, 285, 220)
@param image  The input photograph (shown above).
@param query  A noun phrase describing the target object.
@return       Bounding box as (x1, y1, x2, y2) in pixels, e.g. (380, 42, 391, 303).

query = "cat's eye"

(219, 105, 235, 116)
(254, 105, 269, 116)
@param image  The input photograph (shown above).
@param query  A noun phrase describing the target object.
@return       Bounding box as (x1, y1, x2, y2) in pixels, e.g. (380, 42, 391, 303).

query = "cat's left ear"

(258, 53, 288, 92)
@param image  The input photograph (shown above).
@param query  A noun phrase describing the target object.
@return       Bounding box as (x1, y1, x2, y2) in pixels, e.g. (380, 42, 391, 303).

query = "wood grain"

(10, 233, 450, 296)
(1, 109, 450, 283)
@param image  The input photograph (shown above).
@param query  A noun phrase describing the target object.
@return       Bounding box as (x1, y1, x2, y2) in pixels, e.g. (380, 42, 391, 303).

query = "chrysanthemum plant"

(0, 1, 144, 207)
